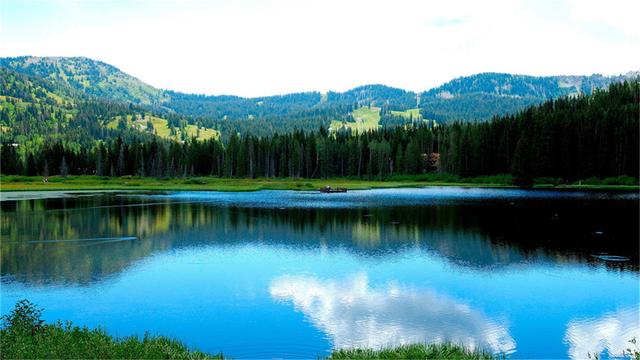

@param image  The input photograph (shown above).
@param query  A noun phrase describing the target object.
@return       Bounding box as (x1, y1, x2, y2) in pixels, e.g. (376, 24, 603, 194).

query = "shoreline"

(2, 299, 493, 360)
(1, 175, 638, 193)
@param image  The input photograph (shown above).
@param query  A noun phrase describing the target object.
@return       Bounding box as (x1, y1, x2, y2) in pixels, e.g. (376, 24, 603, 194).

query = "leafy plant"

(1, 299, 45, 336)
(0, 300, 223, 359)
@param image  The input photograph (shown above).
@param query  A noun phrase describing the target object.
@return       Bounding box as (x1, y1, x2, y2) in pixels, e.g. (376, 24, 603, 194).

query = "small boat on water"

(319, 186, 347, 193)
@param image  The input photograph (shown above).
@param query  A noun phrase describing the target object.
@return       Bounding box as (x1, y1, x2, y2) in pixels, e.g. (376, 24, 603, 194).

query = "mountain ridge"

(2, 56, 635, 109)
(0, 56, 168, 106)
(1, 56, 637, 142)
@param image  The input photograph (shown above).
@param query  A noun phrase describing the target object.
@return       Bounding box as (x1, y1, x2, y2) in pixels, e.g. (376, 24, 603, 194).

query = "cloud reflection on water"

(565, 307, 640, 359)
(270, 273, 515, 354)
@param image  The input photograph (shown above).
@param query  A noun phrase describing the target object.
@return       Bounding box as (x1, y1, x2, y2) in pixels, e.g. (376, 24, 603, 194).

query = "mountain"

(2, 78, 636, 182)
(1, 56, 637, 142)
(423, 72, 632, 98)
(0, 56, 168, 105)
(420, 72, 640, 122)
(327, 84, 418, 109)
(419, 72, 637, 122)
(0, 65, 221, 150)
(0, 67, 77, 106)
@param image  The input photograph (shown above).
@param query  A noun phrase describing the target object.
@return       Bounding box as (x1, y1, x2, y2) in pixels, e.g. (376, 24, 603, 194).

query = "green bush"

(463, 174, 514, 185)
(581, 177, 602, 185)
(0, 300, 222, 359)
(183, 177, 208, 185)
(602, 176, 639, 186)
(534, 177, 565, 186)
(579, 176, 639, 186)
(1, 299, 45, 335)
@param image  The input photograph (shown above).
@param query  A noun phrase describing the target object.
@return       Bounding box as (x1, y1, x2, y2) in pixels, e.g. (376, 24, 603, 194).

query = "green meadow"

(390, 108, 422, 119)
(1, 174, 637, 192)
(331, 106, 381, 133)
(107, 114, 219, 141)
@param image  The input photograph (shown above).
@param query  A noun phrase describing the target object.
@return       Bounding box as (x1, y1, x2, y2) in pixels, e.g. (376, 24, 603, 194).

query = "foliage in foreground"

(328, 343, 492, 360)
(0, 300, 222, 359)
(1, 300, 493, 360)
(5, 300, 638, 360)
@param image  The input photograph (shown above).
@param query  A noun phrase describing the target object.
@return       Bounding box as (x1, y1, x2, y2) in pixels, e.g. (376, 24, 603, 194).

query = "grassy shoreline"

(2, 300, 491, 360)
(0, 175, 638, 192)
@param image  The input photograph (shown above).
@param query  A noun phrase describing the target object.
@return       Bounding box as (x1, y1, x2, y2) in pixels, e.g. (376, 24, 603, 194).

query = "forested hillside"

(1, 56, 637, 184)
(0, 67, 220, 169)
(418, 72, 637, 122)
(2, 56, 634, 135)
(2, 80, 637, 185)
(0, 57, 167, 105)
(438, 80, 639, 183)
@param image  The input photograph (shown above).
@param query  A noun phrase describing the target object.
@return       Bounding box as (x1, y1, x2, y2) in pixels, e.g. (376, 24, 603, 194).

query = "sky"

(1, 0, 638, 97)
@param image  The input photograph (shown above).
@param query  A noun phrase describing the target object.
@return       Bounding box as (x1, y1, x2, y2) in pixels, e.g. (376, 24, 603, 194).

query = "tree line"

(1, 80, 638, 183)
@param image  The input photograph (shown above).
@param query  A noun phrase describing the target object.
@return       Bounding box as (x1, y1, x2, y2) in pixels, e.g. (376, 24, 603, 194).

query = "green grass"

(146, 115, 172, 138)
(107, 114, 219, 141)
(185, 123, 218, 140)
(1, 300, 222, 359)
(2, 300, 494, 360)
(390, 108, 422, 120)
(1, 175, 637, 192)
(331, 106, 381, 133)
(328, 343, 492, 360)
(0, 175, 516, 192)
(0, 175, 443, 192)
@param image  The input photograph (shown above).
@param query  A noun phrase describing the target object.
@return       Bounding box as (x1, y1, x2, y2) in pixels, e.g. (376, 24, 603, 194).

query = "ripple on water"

(590, 254, 631, 262)
(144, 187, 639, 209)
(564, 307, 640, 359)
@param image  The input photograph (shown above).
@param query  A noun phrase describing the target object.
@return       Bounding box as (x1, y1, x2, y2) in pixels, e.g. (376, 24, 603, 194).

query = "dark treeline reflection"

(1, 194, 637, 285)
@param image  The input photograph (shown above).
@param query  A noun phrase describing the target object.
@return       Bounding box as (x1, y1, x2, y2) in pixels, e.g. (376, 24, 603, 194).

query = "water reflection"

(270, 273, 516, 354)
(0, 189, 638, 359)
(1, 190, 638, 285)
(565, 307, 640, 359)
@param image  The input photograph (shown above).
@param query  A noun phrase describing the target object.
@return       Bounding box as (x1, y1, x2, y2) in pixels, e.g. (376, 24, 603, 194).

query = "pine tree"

(405, 138, 422, 174)
(59, 156, 69, 177)
(117, 145, 125, 176)
(394, 144, 404, 175)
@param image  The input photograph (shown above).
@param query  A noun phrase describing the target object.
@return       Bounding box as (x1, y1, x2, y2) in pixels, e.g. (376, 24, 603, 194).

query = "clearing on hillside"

(107, 114, 219, 141)
(330, 106, 381, 133)
(390, 108, 422, 120)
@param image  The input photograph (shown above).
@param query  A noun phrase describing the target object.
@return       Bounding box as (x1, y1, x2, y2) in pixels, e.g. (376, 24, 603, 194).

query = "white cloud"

(564, 307, 640, 359)
(269, 273, 516, 354)
(1, 0, 638, 97)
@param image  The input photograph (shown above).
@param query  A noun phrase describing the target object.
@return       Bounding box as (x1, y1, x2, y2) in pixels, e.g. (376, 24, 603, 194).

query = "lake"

(1, 187, 638, 359)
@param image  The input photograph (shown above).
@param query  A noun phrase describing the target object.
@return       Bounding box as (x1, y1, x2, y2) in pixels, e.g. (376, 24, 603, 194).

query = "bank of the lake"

(1, 301, 489, 360)
(1, 175, 638, 192)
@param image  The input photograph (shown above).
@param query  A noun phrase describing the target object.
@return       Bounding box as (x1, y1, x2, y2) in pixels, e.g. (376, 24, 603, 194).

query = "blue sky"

(1, 0, 638, 96)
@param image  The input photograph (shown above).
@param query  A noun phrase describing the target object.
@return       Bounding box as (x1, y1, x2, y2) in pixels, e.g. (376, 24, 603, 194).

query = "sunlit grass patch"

(106, 114, 219, 141)
(390, 108, 422, 120)
(331, 106, 381, 133)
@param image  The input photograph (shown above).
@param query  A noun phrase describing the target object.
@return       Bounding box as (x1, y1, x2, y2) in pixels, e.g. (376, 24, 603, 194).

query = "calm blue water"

(1, 188, 638, 358)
